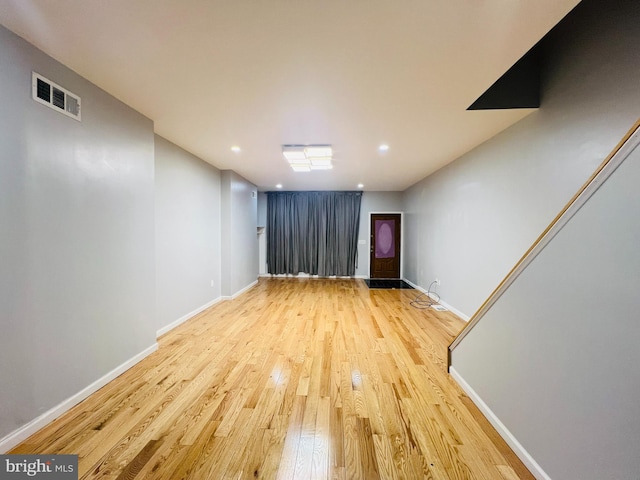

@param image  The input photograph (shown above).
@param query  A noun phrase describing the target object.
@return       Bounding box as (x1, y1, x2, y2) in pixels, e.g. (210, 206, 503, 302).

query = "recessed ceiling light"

(357, 183, 364, 189)
(231, 146, 241, 153)
(378, 144, 389, 152)
(276, 184, 283, 189)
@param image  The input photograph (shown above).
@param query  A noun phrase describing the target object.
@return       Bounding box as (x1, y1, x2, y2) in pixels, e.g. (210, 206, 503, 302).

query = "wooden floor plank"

(10, 278, 534, 479)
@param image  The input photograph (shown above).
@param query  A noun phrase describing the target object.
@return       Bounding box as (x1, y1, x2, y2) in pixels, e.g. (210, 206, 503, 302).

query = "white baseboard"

(401, 277, 422, 291)
(449, 366, 551, 480)
(222, 279, 259, 300)
(233, 279, 258, 299)
(402, 279, 470, 321)
(259, 273, 313, 279)
(0, 343, 158, 454)
(257, 274, 361, 279)
(437, 299, 470, 322)
(156, 297, 222, 338)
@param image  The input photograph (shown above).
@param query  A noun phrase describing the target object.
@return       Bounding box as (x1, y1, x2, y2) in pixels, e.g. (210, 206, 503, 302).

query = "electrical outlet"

(435, 278, 441, 286)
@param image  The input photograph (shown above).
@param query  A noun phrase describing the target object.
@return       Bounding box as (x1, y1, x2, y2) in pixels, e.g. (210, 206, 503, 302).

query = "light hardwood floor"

(11, 278, 533, 479)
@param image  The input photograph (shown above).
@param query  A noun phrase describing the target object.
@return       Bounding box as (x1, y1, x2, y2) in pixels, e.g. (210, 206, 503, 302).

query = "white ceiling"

(0, 0, 580, 191)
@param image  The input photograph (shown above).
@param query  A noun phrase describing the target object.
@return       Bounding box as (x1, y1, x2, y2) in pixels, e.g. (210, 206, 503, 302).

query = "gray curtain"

(267, 191, 362, 276)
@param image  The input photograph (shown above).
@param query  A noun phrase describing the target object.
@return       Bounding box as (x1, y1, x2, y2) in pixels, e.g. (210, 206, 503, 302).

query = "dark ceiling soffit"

(467, 48, 541, 110)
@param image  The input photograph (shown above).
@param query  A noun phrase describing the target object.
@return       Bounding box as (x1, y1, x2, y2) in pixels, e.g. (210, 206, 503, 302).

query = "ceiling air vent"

(32, 72, 81, 121)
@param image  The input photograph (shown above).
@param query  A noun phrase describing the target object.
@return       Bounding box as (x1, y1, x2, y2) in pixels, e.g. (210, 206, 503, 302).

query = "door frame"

(368, 211, 404, 279)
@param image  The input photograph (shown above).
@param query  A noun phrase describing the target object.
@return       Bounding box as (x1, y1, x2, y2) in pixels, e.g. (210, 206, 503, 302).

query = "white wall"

(220, 171, 258, 297)
(452, 131, 640, 480)
(155, 135, 222, 335)
(0, 25, 156, 444)
(402, 0, 640, 318)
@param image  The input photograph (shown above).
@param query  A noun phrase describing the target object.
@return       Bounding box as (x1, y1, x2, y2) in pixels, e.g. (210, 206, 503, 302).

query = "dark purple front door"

(370, 214, 401, 278)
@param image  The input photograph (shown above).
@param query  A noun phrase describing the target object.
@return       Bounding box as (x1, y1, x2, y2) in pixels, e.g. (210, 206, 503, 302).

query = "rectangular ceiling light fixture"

(282, 144, 332, 172)
(309, 156, 332, 168)
(291, 164, 312, 172)
(304, 145, 332, 158)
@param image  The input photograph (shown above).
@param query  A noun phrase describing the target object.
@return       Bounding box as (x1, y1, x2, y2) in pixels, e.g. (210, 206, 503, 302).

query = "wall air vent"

(32, 72, 81, 121)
